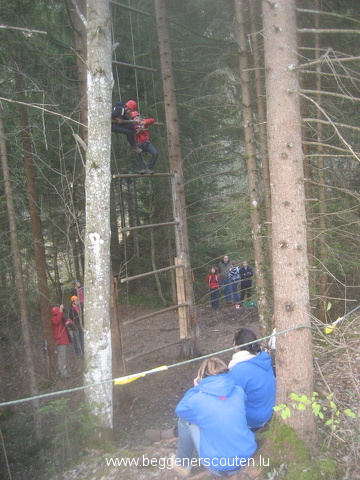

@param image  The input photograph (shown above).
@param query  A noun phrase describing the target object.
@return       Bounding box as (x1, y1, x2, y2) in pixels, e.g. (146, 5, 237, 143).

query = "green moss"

(257, 418, 338, 479)
(258, 417, 310, 467)
(286, 458, 338, 480)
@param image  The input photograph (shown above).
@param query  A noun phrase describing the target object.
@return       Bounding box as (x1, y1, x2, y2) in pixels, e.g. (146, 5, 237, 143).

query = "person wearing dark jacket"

(51, 305, 72, 377)
(218, 255, 232, 304)
(229, 328, 276, 430)
(68, 296, 84, 356)
(170, 357, 257, 478)
(111, 99, 141, 153)
(239, 260, 253, 302)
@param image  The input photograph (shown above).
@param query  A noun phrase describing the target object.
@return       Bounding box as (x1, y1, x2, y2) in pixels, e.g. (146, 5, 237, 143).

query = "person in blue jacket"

(171, 357, 257, 478)
(228, 328, 276, 430)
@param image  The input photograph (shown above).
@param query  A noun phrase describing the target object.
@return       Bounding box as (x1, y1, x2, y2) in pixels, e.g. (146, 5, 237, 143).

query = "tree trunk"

(0, 104, 42, 442)
(84, 0, 113, 433)
(262, 0, 317, 446)
(249, 0, 273, 272)
(154, 0, 198, 356)
(67, 0, 88, 143)
(315, 0, 329, 323)
(110, 180, 122, 278)
(13, 63, 57, 379)
(234, 0, 270, 336)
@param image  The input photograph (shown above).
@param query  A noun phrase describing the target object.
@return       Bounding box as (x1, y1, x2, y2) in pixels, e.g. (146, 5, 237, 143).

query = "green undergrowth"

(257, 417, 339, 480)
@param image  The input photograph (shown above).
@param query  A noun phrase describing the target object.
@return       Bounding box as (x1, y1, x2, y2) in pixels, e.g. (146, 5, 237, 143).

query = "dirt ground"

(1, 302, 359, 480)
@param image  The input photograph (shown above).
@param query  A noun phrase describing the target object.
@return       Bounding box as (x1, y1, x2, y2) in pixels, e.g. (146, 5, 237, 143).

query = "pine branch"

(299, 88, 360, 103)
(297, 8, 360, 26)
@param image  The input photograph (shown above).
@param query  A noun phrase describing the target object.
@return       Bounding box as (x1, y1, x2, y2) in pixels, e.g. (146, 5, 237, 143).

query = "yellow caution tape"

(114, 365, 168, 385)
(324, 317, 342, 334)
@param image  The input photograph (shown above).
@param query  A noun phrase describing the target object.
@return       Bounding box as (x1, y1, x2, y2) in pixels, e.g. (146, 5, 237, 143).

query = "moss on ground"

(256, 417, 339, 480)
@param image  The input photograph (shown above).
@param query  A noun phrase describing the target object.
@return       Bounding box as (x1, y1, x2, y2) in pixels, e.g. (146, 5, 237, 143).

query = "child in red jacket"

(51, 304, 73, 377)
(130, 111, 159, 174)
(206, 267, 221, 310)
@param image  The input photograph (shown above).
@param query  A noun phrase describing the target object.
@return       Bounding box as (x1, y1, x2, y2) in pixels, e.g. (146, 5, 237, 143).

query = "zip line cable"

(0, 324, 311, 408)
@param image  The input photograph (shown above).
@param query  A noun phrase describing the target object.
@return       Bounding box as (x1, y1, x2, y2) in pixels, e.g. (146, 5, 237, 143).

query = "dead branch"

(296, 8, 360, 26)
(0, 97, 85, 127)
(0, 25, 47, 34)
(299, 55, 360, 70)
(299, 88, 360, 103)
(295, 90, 360, 162)
(303, 117, 360, 133)
(298, 29, 360, 35)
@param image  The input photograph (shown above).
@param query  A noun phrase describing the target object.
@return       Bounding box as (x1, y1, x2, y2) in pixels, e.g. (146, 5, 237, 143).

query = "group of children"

(51, 280, 84, 378)
(146, 327, 276, 478)
(111, 99, 158, 174)
(206, 256, 254, 310)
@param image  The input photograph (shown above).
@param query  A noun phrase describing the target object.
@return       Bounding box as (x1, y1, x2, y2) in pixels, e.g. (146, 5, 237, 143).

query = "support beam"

(125, 337, 190, 363)
(112, 60, 156, 73)
(113, 172, 173, 179)
(123, 303, 188, 326)
(120, 220, 179, 233)
(120, 263, 183, 283)
(110, 1, 151, 17)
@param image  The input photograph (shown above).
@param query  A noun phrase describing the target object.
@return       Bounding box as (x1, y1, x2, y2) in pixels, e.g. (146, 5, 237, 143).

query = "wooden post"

(175, 257, 188, 338)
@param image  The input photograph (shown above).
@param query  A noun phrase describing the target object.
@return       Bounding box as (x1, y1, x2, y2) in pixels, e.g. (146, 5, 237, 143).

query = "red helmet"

(125, 100, 137, 111)
(130, 111, 139, 118)
(51, 306, 60, 316)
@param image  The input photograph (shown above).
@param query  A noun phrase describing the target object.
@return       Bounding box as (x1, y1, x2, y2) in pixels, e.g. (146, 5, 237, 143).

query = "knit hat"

(125, 100, 137, 111)
(51, 306, 60, 316)
(70, 296, 78, 302)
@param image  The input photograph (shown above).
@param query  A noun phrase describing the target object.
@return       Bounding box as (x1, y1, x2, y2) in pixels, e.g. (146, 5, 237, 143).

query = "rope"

(0, 324, 310, 408)
(129, 3, 140, 112)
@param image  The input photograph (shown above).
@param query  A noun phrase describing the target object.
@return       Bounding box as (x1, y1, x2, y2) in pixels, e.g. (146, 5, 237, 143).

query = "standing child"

(68, 296, 84, 356)
(51, 305, 73, 378)
(206, 267, 221, 310)
(130, 111, 158, 174)
(228, 261, 241, 304)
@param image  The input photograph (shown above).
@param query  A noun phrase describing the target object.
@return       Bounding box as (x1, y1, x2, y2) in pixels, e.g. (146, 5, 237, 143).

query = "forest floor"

(1, 302, 359, 480)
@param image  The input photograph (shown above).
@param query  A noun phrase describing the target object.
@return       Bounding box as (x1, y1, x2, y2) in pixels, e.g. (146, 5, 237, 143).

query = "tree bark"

(315, 0, 329, 323)
(262, 0, 317, 445)
(67, 0, 88, 143)
(0, 104, 42, 442)
(13, 63, 57, 379)
(249, 0, 273, 272)
(84, 0, 113, 432)
(154, 0, 198, 356)
(234, 0, 270, 336)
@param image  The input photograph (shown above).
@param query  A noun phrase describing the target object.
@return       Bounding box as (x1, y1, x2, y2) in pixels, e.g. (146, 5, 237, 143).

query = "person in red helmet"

(51, 304, 73, 378)
(111, 99, 142, 153)
(130, 111, 158, 174)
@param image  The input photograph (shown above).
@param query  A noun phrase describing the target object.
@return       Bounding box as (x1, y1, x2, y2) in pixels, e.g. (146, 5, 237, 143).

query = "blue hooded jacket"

(229, 351, 276, 428)
(175, 373, 257, 472)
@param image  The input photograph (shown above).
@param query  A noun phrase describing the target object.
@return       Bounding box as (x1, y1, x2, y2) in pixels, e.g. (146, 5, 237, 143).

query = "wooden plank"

(123, 303, 188, 326)
(113, 172, 174, 179)
(125, 337, 190, 362)
(120, 221, 179, 233)
(120, 263, 183, 283)
(112, 60, 156, 72)
(175, 257, 188, 338)
(110, 1, 151, 16)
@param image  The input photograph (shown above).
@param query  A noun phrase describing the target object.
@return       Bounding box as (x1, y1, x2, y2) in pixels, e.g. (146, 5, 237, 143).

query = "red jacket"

(134, 118, 155, 143)
(206, 274, 221, 290)
(52, 307, 72, 345)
